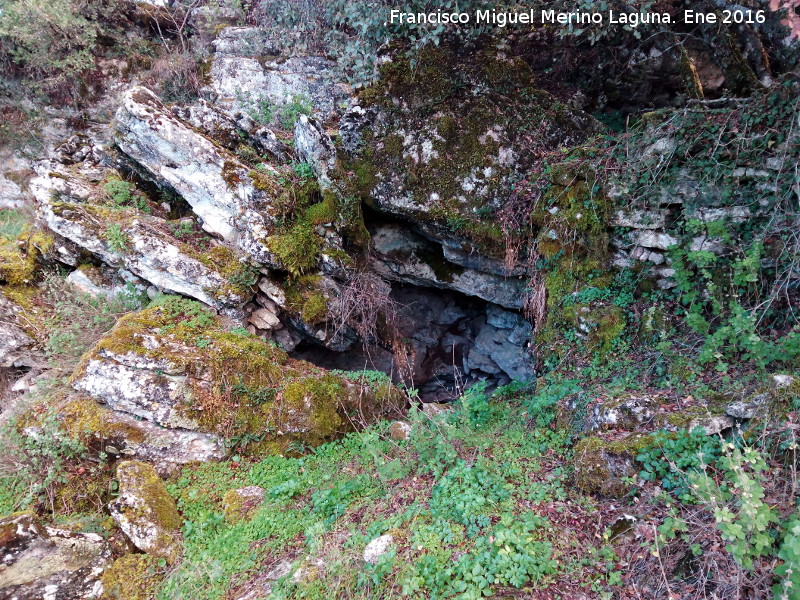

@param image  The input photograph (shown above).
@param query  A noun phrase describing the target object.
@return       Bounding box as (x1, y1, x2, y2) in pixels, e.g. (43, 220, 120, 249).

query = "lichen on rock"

(71, 297, 405, 454)
(108, 460, 183, 563)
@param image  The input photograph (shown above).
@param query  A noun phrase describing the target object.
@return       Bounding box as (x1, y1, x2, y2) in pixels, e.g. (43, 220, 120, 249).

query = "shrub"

(0, 407, 88, 513)
(774, 511, 800, 600)
(0, 0, 128, 99)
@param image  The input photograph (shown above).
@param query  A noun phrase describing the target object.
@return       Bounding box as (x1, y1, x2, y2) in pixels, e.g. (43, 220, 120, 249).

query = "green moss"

(305, 195, 338, 225)
(249, 168, 280, 195)
(0, 229, 53, 285)
(62, 398, 146, 446)
(268, 221, 322, 276)
(301, 291, 328, 324)
(573, 434, 652, 497)
(280, 374, 346, 439)
(116, 460, 182, 563)
(531, 163, 619, 362)
(184, 244, 257, 300)
(222, 488, 263, 524)
(351, 47, 596, 256)
(73, 299, 403, 454)
(101, 553, 166, 600)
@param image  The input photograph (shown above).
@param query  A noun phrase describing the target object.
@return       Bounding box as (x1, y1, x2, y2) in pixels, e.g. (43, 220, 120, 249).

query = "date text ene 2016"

(685, 9, 766, 24)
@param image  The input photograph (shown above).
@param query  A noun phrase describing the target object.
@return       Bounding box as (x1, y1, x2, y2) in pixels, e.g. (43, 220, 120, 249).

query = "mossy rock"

(222, 486, 265, 524)
(100, 553, 166, 600)
(72, 297, 406, 454)
(344, 45, 602, 256)
(108, 461, 182, 563)
(573, 434, 652, 498)
(0, 230, 53, 285)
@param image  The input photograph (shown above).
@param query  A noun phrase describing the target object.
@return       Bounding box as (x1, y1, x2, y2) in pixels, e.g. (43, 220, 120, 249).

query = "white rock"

(249, 308, 281, 331)
(363, 534, 394, 564)
(108, 461, 182, 561)
(635, 231, 679, 251)
(114, 87, 277, 264)
(611, 209, 668, 229)
(773, 375, 795, 389)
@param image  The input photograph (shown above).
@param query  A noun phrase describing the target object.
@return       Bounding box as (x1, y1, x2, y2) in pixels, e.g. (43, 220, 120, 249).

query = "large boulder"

(114, 87, 281, 263)
(108, 461, 182, 562)
(31, 162, 256, 309)
(208, 27, 350, 122)
(62, 397, 225, 473)
(339, 46, 602, 259)
(71, 298, 405, 454)
(0, 512, 111, 599)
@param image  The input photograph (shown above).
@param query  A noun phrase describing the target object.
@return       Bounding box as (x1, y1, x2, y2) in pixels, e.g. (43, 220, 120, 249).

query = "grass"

(158, 385, 619, 599)
(0, 208, 31, 241)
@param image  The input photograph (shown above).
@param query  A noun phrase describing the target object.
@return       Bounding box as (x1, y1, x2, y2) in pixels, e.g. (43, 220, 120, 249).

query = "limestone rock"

(369, 225, 526, 310)
(726, 393, 770, 420)
(363, 534, 394, 564)
(338, 47, 601, 258)
(108, 461, 183, 562)
(687, 414, 734, 436)
(294, 115, 336, 187)
(634, 231, 679, 251)
(172, 100, 289, 163)
(32, 165, 254, 309)
(66, 266, 147, 300)
(211, 26, 274, 58)
(114, 87, 278, 264)
(0, 296, 44, 369)
(189, 1, 244, 36)
(611, 209, 668, 229)
(248, 307, 281, 331)
(0, 512, 111, 599)
(573, 434, 651, 498)
(568, 395, 660, 434)
(772, 374, 795, 389)
(62, 398, 225, 472)
(71, 300, 405, 454)
(209, 30, 349, 122)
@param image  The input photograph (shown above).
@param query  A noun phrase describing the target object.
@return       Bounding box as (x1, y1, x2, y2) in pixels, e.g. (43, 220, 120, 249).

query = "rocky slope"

(0, 6, 798, 599)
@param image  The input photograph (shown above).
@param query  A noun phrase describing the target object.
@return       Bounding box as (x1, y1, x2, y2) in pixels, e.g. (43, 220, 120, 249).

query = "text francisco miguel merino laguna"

(389, 7, 765, 28)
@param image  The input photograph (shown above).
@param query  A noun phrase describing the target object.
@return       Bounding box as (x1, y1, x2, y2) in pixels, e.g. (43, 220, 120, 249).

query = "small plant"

(277, 94, 313, 129)
(292, 161, 315, 181)
(171, 221, 194, 239)
(0, 408, 88, 513)
(104, 224, 130, 253)
(637, 428, 726, 500)
(688, 445, 778, 569)
(103, 178, 150, 213)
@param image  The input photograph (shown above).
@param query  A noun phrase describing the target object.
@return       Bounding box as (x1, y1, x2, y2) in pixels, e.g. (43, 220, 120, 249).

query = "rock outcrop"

(0, 512, 111, 599)
(71, 297, 405, 456)
(108, 461, 183, 562)
(114, 87, 278, 263)
(208, 27, 349, 122)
